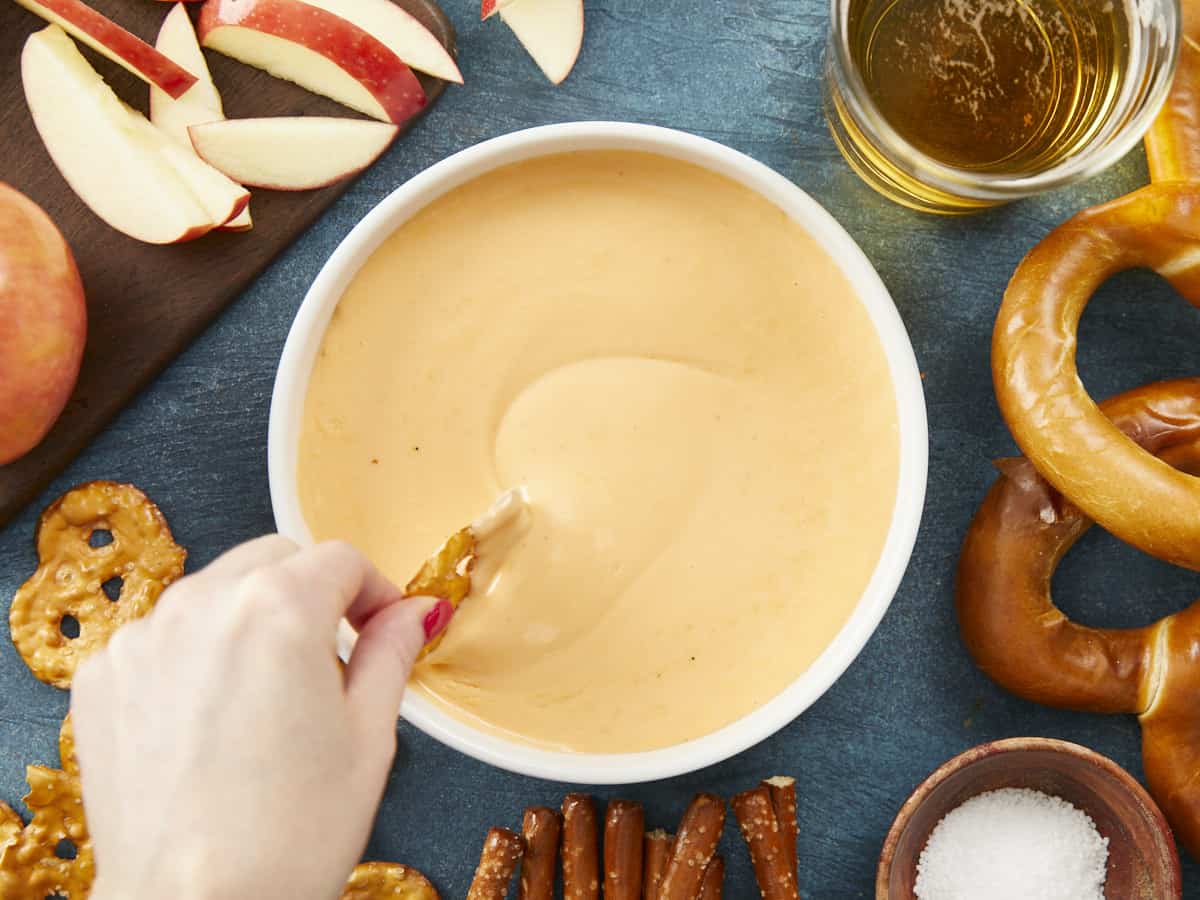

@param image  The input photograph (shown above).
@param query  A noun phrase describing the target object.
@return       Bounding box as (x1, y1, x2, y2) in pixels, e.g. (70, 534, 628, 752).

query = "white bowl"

(268, 122, 928, 785)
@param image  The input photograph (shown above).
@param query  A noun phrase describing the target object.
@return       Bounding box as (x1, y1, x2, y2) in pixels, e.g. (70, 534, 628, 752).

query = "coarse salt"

(913, 787, 1109, 900)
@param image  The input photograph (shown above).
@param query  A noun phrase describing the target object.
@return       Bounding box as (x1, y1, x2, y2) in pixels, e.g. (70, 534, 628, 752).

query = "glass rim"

(827, 0, 1182, 201)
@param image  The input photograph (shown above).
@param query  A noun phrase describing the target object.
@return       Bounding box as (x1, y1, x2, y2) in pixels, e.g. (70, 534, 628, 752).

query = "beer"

(825, 0, 1177, 212)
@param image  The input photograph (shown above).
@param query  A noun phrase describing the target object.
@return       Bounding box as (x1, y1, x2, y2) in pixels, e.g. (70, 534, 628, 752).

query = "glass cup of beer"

(824, 0, 1181, 213)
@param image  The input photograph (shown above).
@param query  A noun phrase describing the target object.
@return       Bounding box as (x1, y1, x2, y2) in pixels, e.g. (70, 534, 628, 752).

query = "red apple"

(0, 184, 87, 466)
(11, 0, 198, 97)
(197, 0, 427, 125)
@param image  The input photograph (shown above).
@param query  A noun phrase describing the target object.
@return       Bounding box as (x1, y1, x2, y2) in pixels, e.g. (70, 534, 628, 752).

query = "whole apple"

(0, 183, 87, 465)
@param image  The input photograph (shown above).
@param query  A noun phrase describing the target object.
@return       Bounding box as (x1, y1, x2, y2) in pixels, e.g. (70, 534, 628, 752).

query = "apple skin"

(198, 0, 427, 125)
(12, 0, 197, 97)
(0, 184, 87, 466)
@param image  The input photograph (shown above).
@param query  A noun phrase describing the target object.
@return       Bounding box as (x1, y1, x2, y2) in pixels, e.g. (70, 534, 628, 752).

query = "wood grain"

(0, 0, 454, 526)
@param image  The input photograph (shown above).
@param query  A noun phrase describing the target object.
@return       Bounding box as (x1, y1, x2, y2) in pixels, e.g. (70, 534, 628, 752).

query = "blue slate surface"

(3, 1, 1200, 896)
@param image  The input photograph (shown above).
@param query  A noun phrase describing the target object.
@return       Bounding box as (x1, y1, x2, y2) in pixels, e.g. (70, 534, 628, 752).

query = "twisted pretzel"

(958, 379, 1200, 857)
(992, 1, 1200, 570)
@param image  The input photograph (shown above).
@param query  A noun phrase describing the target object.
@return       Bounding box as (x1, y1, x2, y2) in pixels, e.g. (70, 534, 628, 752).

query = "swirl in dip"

(297, 150, 900, 753)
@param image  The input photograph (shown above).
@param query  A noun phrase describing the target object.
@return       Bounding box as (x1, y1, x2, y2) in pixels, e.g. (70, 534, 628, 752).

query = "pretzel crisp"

(732, 786, 801, 900)
(992, 3, 1200, 571)
(642, 829, 672, 899)
(603, 800, 644, 900)
(0, 804, 21, 856)
(58, 714, 78, 777)
(657, 793, 724, 900)
(341, 861, 439, 899)
(518, 806, 560, 900)
(0, 765, 92, 899)
(406, 526, 476, 659)
(958, 379, 1200, 857)
(9, 481, 186, 688)
(467, 827, 524, 900)
(561, 793, 600, 900)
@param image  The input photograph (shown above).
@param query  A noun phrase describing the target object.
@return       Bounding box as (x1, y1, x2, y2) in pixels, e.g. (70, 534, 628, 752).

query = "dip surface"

(298, 151, 900, 753)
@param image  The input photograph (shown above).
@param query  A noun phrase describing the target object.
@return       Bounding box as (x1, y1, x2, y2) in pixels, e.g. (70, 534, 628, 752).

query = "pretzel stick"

(467, 827, 524, 900)
(518, 806, 561, 900)
(561, 793, 600, 900)
(657, 793, 724, 900)
(698, 856, 724, 900)
(1146, 0, 1200, 183)
(642, 829, 672, 899)
(732, 787, 801, 900)
(604, 800, 645, 900)
(763, 776, 798, 884)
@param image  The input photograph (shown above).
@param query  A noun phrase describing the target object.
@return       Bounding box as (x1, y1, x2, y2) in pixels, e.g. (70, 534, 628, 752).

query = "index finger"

(273, 540, 405, 633)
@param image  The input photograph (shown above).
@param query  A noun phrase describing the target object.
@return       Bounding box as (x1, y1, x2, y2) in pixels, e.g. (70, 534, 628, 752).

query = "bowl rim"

(267, 121, 929, 784)
(875, 736, 1182, 899)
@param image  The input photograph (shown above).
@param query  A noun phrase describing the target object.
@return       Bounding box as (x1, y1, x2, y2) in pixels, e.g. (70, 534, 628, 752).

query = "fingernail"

(422, 599, 454, 644)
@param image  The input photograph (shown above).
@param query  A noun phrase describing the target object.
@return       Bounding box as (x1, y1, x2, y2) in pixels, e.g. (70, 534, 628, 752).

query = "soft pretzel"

(991, 1, 1200, 570)
(958, 378, 1200, 856)
(1147, 1, 1200, 184)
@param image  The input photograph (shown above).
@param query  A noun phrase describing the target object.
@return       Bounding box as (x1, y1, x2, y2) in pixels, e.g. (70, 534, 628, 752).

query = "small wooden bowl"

(876, 737, 1181, 899)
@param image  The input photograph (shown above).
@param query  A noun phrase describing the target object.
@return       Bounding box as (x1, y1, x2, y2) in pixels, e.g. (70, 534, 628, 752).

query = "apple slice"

(499, 0, 583, 85)
(151, 2, 252, 230)
(189, 117, 397, 190)
(23, 25, 246, 244)
(197, 0, 426, 125)
(295, 0, 461, 83)
(11, 0, 197, 97)
(151, 2, 222, 129)
(481, 0, 517, 20)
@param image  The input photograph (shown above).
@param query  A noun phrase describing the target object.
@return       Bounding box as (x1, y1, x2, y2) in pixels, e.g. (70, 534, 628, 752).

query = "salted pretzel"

(958, 378, 1200, 857)
(0, 765, 93, 899)
(9, 481, 186, 688)
(991, 1, 1200, 570)
(341, 861, 439, 899)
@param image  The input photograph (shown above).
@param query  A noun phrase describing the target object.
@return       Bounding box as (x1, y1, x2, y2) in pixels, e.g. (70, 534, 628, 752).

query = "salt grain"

(914, 787, 1108, 900)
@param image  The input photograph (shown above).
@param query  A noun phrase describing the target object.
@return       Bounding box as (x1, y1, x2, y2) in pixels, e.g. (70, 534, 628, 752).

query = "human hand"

(71, 536, 453, 900)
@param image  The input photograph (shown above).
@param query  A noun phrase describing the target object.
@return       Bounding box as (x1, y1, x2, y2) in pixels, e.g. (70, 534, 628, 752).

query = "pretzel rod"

(518, 806, 561, 900)
(642, 829, 672, 899)
(957, 378, 1200, 857)
(732, 787, 801, 900)
(1146, 0, 1200, 183)
(561, 793, 600, 900)
(657, 794, 724, 900)
(603, 800, 645, 900)
(467, 827, 524, 900)
(762, 776, 798, 883)
(698, 856, 724, 900)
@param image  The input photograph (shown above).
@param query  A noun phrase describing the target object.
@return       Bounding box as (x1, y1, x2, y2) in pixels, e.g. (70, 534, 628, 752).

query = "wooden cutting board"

(0, 0, 454, 527)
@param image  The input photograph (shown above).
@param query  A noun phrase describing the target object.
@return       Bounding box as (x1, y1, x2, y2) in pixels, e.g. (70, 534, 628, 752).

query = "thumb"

(344, 596, 454, 733)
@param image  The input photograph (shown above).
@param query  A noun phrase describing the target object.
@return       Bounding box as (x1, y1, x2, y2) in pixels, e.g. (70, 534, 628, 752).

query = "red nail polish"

(422, 600, 454, 644)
